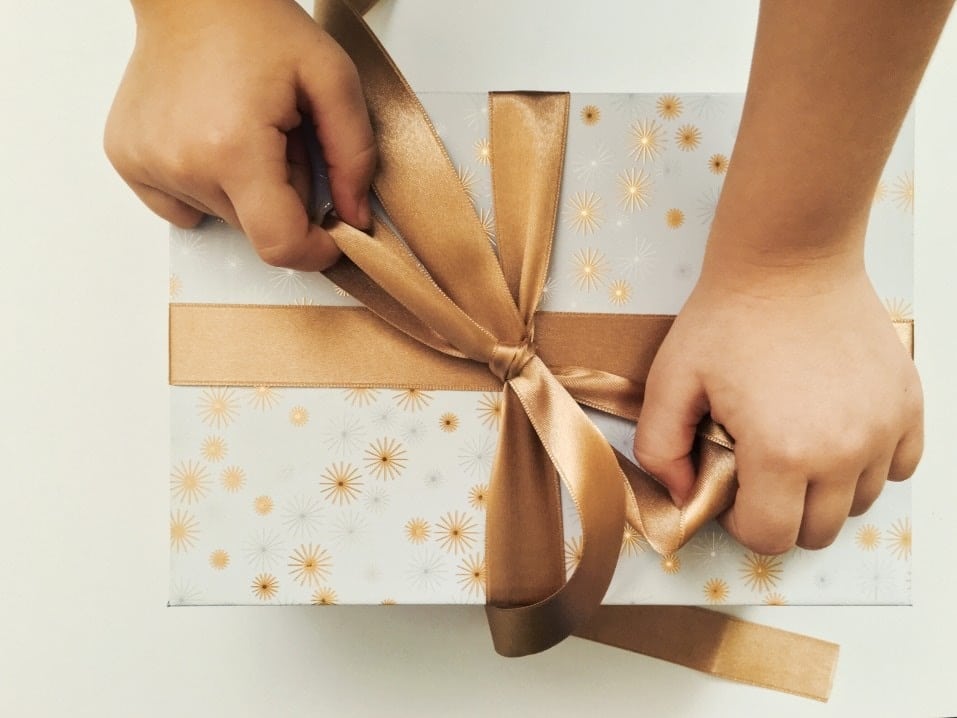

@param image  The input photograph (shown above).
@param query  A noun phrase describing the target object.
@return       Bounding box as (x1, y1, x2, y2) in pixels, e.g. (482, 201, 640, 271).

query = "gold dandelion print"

(608, 279, 632, 306)
(884, 297, 913, 322)
(209, 549, 230, 570)
(405, 517, 431, 544)
(170, 460, 210, 505)
(621, 524, 645, 557)
(251, 573, 279, 601)
(660, 553, 681, 574)
(580, 104, 601, 125)
(873, 181, 887, 203)
(344, 387, 379, 407)
(855, 524, 882, 551)
(665, 208, 685, 229)
(740, 552, 783, 592)
(457, 164, 477, 200)
(572, 247, 608, 292)
(675, 124, 702, 151)
(437, 511, 478, 554)
(478, 392, 503, 428)
(656, 94, 683, 120)
(364, 438, 407, 480)
(474, 137, 492, 165)
(380, 598, 397, 605)
(289, 406, 309, 427)
(169, 274, 182, 299)
(253, 495, 274, 516)
(439, 413, 459, 433)
(565, 536, 584, 574)
(320, 462, 363, 505)
(892, 172, 914, 212)
(468, 483, 489, 511)
(628, 119, 665, 162)
(617, 168, 652, 212)
(394, 388, 433, 412)
(288, 544, 332, 586)
(708, 153, 729, 174)
(220, 465, 246, 493)
(200, 436, 227, 462)
(457, 554, 488, 597)
(198, 387, 239, 429)
(170, 510, 199, 552)
(888, 517, 912, 559)
(248, 385, 280, 411)
(703, 578, 729, 604)
(566, 191, 604, 234)
(311, 587, 338, 605)
(764, 592, 788, 606)
(479, 207, 496, 243)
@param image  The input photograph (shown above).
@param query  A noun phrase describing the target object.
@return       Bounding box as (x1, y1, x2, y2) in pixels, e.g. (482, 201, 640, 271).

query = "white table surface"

(2, 1, 955, 716)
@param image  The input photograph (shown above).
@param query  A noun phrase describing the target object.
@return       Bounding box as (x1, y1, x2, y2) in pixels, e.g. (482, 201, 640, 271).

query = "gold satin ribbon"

(168, 0, 912, 701)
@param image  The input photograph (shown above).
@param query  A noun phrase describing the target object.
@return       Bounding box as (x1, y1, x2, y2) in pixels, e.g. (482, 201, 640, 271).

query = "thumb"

(634, 360, 709, 508)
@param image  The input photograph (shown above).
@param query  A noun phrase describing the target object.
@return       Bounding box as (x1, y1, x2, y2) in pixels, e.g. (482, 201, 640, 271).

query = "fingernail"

(356, 195, 372, 229)
(669, 490, 686, 509)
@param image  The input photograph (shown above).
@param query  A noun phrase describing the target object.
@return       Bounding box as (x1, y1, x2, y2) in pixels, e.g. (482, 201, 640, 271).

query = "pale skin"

(105, 0, 953, 555)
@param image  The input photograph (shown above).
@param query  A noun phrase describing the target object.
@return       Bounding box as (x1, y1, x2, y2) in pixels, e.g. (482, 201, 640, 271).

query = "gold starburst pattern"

(380, 598, 397, 605)
(660, 553, 681, 574)
(629, 119, 665, 162)
(703, 578, 729, 604)
(311, 587, 338, 605)
(475, 137, 492, 165)
(764, 592, 788, 606)
(439, 413, 459, 433)
(394, 388, 433, 412)
(209, 549, 230, 570)
(170, 460, 210, 505)
(675, 124, 701, 151)
(345, 387, 379, 406)
(170, 510, 199, 552)
(888, 517, 912, 559)
(566, 191, 604, 234)
(665, 208, 685, 228)
(580, 104, 601, 125)
(248, 385, 280, 410)
(457, 554, 488, 596)
(621, 524, 646, 557)
(565, 536, 584, 573)
(708, 153, 729, 174)
(479, 207, 495, 243)
(169, 274, 182, 299)
(608, 279, 632, 306)
(884, 297, 913, 322)
(364, 438, 407, 480)
(200, 436, 227, 462)
(320, 462, 363, 504)
(436, 511, 478, 554)
(656, 94, 683, 120)
(572, 247, 608, 292)
(457, 164, 477, 200)
(892, 172, 914, 212)
(468, 483, 488, 511)
(740, 552, 783, 592)
(251, 573, 278, 601)
(405, 517, 431, 544)
(617, 168, 652, 212)
(198, 388, 239, 429)
(873, 181, 887, 203)
(253, 495, 274, 516)
(288, 544, 332, 586)
(289, 406, 309, 427)
(220, 465, 246, 493)
(855, 524, 882, 551)
(478, 392, 503, 428)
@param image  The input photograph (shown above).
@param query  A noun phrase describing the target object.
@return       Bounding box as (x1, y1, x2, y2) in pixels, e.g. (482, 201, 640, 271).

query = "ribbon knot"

(489, 338, 536, 383)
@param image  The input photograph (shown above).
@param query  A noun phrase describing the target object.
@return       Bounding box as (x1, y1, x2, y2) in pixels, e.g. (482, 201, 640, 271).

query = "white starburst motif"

(572, 142, 613, 184)
(459, 436, 497, 477)
(654, 158, 683, 180)
(365, 564, 382, 583)
(400, 418, 427, 445)
(223, 252, 244, 272)
(281, 496, 324, 538)
(168, 580, 203, 607)
(321, 414, 365, 455)
(243, 530, 285, 571)
(687, 529, 731, 567)
(371, 405, 398, 430)
(609, 93, 656, 120)
(697, 187, 721, 226)
(423, 469, 445, 490)
(363, 485, 390, 514)
(407, 550, 448, 592)
(813, 571, 832, 592)
(616, 235, 656, 281)
(857, 555, 899, 601)
(687, 94, 728, 120)
(538, 276, 557, 307)
(330, 511, 370, 548)
(170, 227, 207, 261)
(464, 97, 490, 129)
(268, 266, 307, 298)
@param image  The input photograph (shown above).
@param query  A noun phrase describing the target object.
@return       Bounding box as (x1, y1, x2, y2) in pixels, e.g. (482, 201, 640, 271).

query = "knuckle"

(740, 532, 795, 556)
(796, 532, 837, 551)
(257, 242, 305, 269)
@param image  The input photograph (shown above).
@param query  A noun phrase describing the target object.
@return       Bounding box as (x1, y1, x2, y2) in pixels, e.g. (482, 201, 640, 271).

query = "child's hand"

(105, 0, 375, 270)
(635, 264, 923, 555)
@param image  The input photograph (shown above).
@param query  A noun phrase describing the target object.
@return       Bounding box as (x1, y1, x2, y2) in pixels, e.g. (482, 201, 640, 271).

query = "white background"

(1, 1, 955, 715)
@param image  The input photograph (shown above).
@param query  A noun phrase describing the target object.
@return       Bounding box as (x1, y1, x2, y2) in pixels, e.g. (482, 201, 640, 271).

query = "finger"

(634, 361, 709, 507)
(130, 183, 204, 229)
(286, 125, 313, 213)
(298, 42, 376, 229)
(849, 459, 890, 516)
(889, 425, 923, 481)
(796, 479, 856, 549)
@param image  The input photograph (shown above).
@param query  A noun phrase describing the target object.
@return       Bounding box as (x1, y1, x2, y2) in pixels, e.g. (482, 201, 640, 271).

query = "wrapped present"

(168, 0, 915, 701)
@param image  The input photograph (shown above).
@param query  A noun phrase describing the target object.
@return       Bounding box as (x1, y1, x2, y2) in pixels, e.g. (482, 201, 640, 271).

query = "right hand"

(105, 0, 376, 270)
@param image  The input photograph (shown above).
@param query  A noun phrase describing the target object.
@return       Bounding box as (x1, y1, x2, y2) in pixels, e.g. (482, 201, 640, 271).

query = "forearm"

(704, 0, 953, 289)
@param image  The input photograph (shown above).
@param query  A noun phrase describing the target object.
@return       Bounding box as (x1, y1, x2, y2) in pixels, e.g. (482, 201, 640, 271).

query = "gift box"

(167, 0, 914, 700)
